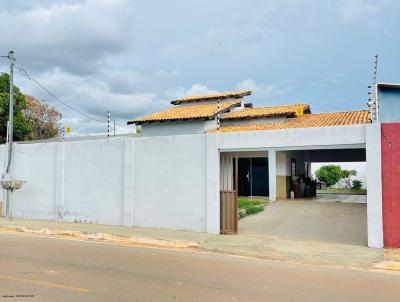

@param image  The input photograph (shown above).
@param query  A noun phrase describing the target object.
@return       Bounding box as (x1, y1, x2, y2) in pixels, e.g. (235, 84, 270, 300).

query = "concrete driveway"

(239, 196, 367, 246)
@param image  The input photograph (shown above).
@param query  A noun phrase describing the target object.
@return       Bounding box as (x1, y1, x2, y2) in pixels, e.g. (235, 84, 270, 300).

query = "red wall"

(382, 123, 400, 248)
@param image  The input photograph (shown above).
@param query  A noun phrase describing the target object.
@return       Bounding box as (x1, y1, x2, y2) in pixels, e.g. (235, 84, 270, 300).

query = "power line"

(38, 76, 110, 93)
(16, 65, 105, 123)
(15, 65, 129, 127)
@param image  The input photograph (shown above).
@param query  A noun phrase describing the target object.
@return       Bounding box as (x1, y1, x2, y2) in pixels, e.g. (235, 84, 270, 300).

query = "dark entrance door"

(238, 157, 269, 196)
(252, 157, 269, 196)
(238, 158, 251, 196)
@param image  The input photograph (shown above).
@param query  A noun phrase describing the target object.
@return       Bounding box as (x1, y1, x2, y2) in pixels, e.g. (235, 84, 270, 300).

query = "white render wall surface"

(365, 123, 383, 248)
(140, 120, 206, 137)
(1, 135, 209, 232)
(221, 117, 286, 126)
(133, 134, 207, 231)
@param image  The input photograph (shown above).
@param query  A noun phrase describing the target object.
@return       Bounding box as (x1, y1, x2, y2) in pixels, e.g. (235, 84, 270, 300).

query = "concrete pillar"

(366, 123, 383, 248)
(206, 134, 220, 234)
(122, 138, 135, 226)
(55, 142, 65, 220)
(268, 149, 277, 202)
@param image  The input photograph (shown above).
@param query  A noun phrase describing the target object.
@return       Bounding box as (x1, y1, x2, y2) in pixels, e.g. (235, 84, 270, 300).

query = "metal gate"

(220, 153, 238, 234)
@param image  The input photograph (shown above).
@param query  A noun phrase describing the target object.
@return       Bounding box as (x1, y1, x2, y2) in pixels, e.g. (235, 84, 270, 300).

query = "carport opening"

(220, 148, 368, 246)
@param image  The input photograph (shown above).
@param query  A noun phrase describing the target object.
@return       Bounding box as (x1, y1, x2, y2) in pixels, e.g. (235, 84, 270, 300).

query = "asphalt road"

(0, 232, 399, 302)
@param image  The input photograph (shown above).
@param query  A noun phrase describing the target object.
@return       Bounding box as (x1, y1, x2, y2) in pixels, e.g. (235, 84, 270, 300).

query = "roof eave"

(129, 117, 212, 125)
(171, 91, 251, 105)
(377, 82, 400, 89)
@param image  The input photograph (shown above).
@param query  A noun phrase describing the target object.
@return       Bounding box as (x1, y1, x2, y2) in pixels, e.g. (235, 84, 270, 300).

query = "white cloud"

(236, 79, 290, 100)
(0, 0, 134, 75)
(338, 0, 390, 23)
(164, 84, 217, 100)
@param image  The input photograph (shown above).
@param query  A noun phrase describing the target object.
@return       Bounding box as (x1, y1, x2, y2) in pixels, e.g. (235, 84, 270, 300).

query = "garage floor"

(239, 195, 367, 246)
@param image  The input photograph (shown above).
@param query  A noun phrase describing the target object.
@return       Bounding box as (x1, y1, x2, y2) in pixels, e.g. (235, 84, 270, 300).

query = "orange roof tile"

(209, 110, 370, 133)
(221, 103, 310, 120)
(128, 100, 241, 125)
(171, 90, 251, 105)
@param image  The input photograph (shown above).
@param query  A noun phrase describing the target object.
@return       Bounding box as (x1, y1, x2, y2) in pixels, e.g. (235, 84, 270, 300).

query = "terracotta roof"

(171, 90, 251, 105)
(128, 100, 241, 125)
(209, 110, 370, 133)
(221, 103, 310, 120)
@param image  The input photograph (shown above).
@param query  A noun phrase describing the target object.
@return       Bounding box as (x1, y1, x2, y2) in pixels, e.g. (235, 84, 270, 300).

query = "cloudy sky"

(0, 0, 399, 134)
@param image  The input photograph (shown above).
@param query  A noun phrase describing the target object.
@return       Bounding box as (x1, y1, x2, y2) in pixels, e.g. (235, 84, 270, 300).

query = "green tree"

(0, 73, 30, 142)
(315, 164, 343, 188)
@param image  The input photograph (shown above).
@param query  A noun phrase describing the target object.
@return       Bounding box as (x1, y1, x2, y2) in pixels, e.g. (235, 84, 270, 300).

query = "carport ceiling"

(307, 148, 366, 162)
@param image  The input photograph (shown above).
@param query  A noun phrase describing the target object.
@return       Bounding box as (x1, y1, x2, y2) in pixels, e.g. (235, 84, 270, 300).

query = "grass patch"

(317, 188, 367, 194)
(238, 197, 268, 218)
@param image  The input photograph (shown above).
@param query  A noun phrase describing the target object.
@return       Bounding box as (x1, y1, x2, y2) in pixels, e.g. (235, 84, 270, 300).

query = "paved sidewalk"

(0, 217, 389, 271)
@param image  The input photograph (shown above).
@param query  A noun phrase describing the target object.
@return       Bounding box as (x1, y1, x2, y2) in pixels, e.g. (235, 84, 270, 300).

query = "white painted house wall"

(221, 117, 286, 126)
(140, 120, 206, 137)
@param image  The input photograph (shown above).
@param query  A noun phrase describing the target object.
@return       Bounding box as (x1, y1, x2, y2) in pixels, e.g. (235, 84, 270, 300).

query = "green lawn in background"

(238, 197, 269, 218)
(317, 188, 367, 194)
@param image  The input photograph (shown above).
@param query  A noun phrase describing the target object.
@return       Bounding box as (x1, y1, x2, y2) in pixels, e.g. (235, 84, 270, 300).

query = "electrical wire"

(38, 76, 110, 93)
(15, 65, 130, 127)
(16, 65, 105, 123)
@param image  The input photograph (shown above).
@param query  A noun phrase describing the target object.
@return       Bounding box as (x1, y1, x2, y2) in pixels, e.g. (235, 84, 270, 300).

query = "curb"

(0, 225, 200, 250)
(372, 261, 400, 272)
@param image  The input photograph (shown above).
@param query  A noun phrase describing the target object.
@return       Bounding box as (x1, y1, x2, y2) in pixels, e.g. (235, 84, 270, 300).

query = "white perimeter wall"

(0, 123, 383, 243)
(0, 134, 209, 232)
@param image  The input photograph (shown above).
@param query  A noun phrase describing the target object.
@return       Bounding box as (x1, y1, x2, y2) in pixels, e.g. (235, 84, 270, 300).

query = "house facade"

(2, 84, 400, 249)
(130, 90, 369, 201)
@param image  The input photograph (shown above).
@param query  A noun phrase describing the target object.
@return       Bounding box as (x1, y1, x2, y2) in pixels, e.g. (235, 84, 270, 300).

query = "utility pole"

(367, 54, 379, 123)
(6, 51, 14, 175)
(107, 110, 110, 138)
(217, 98, 220, 130)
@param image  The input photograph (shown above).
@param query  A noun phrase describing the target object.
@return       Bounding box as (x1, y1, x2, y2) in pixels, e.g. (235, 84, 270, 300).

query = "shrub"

(352, 179, 363, 191)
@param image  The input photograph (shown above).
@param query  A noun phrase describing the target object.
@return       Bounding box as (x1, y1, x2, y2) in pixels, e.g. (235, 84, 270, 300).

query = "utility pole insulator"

(368, 54, 379, 123)
(107, 110, 110, 138)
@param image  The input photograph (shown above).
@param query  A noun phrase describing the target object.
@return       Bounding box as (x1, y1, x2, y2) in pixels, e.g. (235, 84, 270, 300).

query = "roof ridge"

(241, 103, 309, 109)
(303, 109, 368, 115)
(171, 90, 251, 104)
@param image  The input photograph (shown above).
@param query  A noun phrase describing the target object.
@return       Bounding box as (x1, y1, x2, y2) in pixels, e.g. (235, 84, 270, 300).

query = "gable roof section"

(171, 90, 251, 105)
(128, 100, 241, 125)
(209, 110, 370, 133)
(221, 103, 310, 120)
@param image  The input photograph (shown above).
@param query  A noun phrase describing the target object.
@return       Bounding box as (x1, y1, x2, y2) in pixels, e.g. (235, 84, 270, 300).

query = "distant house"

(128, 89, 369, 200)
(128, 90, 368, 136)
